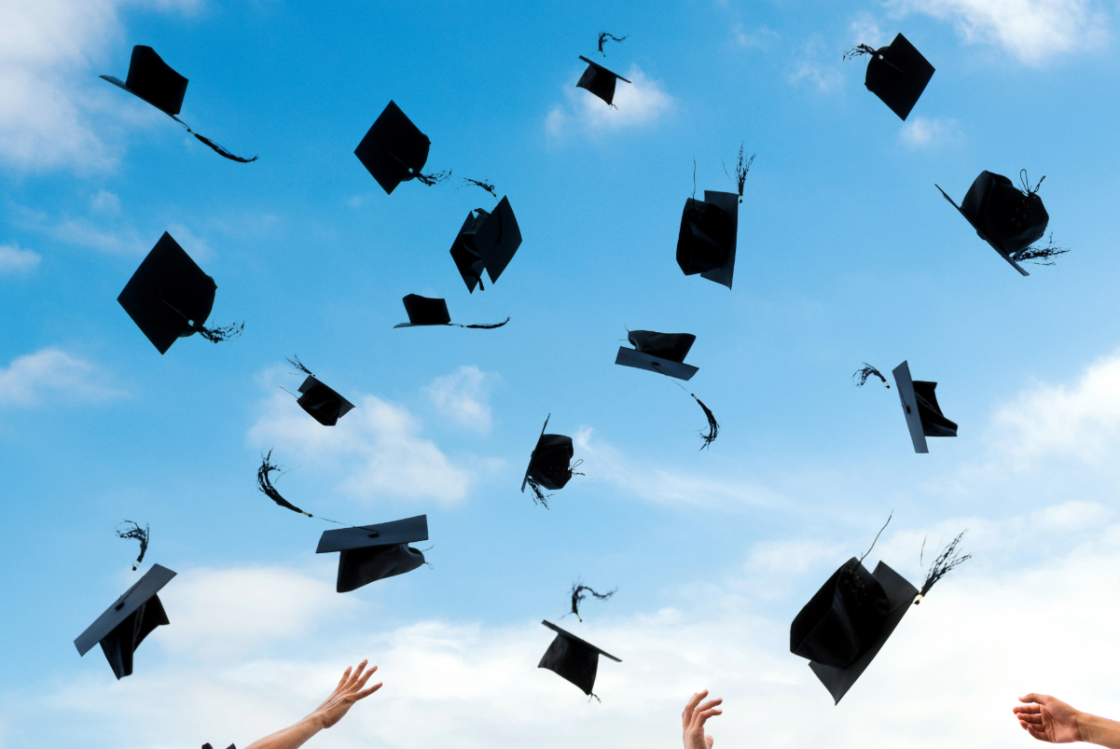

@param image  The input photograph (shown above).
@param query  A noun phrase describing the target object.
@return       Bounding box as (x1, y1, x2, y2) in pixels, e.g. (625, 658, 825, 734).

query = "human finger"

(354, 682, 383, 700)
(695, 708, 723, 727)
(353, 666, 378, 692)
(1014, 705, 1041, 715)
(1018, 713, 1043, 726)
(336, 666, 353, 690)
(683, 691, 708, 727)
(696, 698, 722, 713)
(1020, 694, 1051, 705)
(1025, 726, 1050, 742)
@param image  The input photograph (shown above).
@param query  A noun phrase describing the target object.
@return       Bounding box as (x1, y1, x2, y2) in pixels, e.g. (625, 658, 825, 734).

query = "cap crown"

(538, 621, 621, 695)
(961, 172, 1049, 255)
(864, 34, 935, 121)
(677, 191, 739, 289)
(629, 331, 695, 363)
(401, 294, 451, 326)
(527, 434, 575, 491)
(449, 197, 522, 293)
(913, 380, 958, 437)
(354, 101, 431, 195)
(296, 376, 355, 427)
(576, 57, 630, 105)
(110, 45, 188, 116)
(316, 516, 429, 593)
(117, 232, 216, 355)
(791, 558, 889, 668)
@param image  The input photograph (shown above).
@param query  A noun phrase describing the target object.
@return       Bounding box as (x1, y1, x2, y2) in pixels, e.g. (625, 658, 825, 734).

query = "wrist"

(302, 713, 330, 733)
(1077, 712, 1101, 745)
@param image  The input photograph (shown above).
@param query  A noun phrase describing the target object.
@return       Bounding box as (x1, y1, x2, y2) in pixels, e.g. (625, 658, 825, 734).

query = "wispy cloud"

(0, 243, 41, 275)
(787, 40, 844, 93)
(0, 347, 126, 408)
(733, 24, 781, 50)
(899, 116, 964, 149)
(546, 65, 673, 137)
(424, 366, 499, 433)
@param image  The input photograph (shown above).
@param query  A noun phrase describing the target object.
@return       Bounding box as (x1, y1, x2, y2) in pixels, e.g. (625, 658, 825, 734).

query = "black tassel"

(597, 32, 627, 56)
(1019, 169, 1046, 196)
(116, 520, 150, 571)
(416, 168, 452, 186)
(569, 583, 615, 622)
(526, 479, 551, 509)
(858, 511, 892, 564)
(461, 317, 510, 329)
(916, 530, 971, 604)
(693, 395, 720, 449)
(170, 115, 256, 163)
(853, 363, 890, 388)
(257, 451, 313, 517)
(843, 43, 879, 60)
(194, 321, 244, 343)
(286, 355, 315, 377)
(1010, 232, 1070, 266)
(723, 143, 755, 203)
(463, 178, 498, 199)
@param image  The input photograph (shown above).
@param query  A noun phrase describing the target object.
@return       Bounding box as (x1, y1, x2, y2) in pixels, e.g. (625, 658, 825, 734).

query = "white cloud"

(899, 116, 964, 149)
(166, 222, 214, 263)
(424, 366, 498, 432)
(849, 14, 888, 48)
(787, 41, 844, 93)
(0, 347, 125, 407)
(15, 203, 148, 255)
(89, 189, 121, 214)
(733, 24, 781, 50)
(0, 243, 41, 274)
(887, 0, 1109, 64)
(546, 65, 673, 137)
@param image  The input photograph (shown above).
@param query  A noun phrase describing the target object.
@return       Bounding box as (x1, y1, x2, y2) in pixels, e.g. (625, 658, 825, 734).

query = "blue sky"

(4, 0, 1120, 747)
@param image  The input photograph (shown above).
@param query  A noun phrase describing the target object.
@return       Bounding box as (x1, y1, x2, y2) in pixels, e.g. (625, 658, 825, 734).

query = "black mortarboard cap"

(449, 196, 522, 293)
(522, 415, 576, 493)
(118, 232, 217, 355)
(295, 375, 355, 427)
(74, 563, 176, 679)
(576, 56, 632, 106)
(937, 171, 1048, 277)
(100, 46, 188, 116)
(316, 515, 428, 593)
(790, 558, 918, 703)
(677, 190, 739, 289)
(615, 330, 698, 381)
(202, 744, 235, 749)
(394, 294, 452, 327)
(538, 620, 622, 695)
(354, 101, 432, 195)
(891, 361, 958, 454)
(861, 34, 934, 121)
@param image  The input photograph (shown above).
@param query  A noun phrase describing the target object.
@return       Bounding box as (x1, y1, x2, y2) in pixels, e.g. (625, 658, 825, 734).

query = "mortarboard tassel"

(569, 582, 615, 622)
(463, 178, 498, 200)
(160, 295, 244, 344)
(460, 317, 510, 329)
(853, 363, 890, 388)
(415, 168, 452, 186)
(116, 520, 150, 571)
(915, 530, 971, 604)
(526, 459, 585, 509)
(1010, 232, 1070, 266)
(659, 372, 721, 449)
(597, 32, 627, 56)
(843, 43, 904, 74)
(286, 355, 314, 378)
(723, 143, 755, 204)
(257, 451, 314, 517)
(170, 115, 257, 163)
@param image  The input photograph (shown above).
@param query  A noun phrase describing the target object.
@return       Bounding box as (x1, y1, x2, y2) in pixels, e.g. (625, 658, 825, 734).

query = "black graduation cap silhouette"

(846, 34, 935, 121)
(393, 294, 509, 329)
(577, 56, 632, 106)
(74, 563, 176, 679)
(937, 171, 1051, 277)
(355, 101, 448, 195)
(202, 744, 234, 749)
(538, 620, 621, 696)
(521, 415, 581, 507)
(316, 515, 428, 593)
(891, 361, 957, 454)
(449, 196, 523, 293)
(118, 232, 242, 354)
(615, 330, 698, 381)
(101, 46, 256, 162)
(285, 357, 355, 427)
(678, 190, 739, 289)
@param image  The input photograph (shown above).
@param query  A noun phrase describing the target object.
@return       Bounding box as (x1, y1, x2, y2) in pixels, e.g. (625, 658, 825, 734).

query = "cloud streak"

(0, 347, 125, 408)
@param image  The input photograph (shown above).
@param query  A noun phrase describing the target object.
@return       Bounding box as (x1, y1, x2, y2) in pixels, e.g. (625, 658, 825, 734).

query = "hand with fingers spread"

(1013, 694, 1120, 748)
(682, 690, 723, 749)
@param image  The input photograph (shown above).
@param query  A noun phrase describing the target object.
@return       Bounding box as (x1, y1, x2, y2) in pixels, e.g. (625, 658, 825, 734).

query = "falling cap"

(355, 101, 432, 195)
(74, 563, 176, 679)
(538, 620, 621, 695)
(295, 375, 355, 427)
(449, 196, 523, 293)
(521, 415, 576, 493)
(118, 232, 217, 355)
(677, 190, 739, 289)
(790, 557, 918, 703)
(859, 34, 935, 121)
(395, 294, 452, 327)
(615, 330, 698, 381)
(576, 56, 632, 106)
(891, 361, 958, 454)
(100, 46, 188, 116)
(316, 515, 429, 593)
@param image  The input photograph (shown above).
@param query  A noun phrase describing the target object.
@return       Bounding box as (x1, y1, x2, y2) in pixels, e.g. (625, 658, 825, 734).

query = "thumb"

(706, 736, 714, 749)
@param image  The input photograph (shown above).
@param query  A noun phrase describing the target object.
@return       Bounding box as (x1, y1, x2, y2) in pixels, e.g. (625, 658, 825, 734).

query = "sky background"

(3, 0, 1120, 747)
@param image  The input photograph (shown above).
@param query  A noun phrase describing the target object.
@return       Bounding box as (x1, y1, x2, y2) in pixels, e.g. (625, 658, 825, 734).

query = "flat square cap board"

(317, 515, 428, 593)
(395, 294, 451, 327)
(677, 191, 739, 289)
(355, 100, 432, 195)
(794, 560, 918, 704)
(449, 197, 522, 293)
(614, 330, 699, 381)
(539, 620, 621, 695)
(863, 34, 935, 121)
(936, 172, 1047, 276)
(74, 563, 176, 679)
(892, 361, 928, 453)
(892, 361, 958, 453)
(296, 376, 355, 426)
(101, 46, 188, 116)
(576, 56, 632, 106)
(118, 232, 217, 354)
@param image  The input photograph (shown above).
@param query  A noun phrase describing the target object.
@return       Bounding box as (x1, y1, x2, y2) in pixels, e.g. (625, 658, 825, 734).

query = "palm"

(1015, 693, 1083, 744)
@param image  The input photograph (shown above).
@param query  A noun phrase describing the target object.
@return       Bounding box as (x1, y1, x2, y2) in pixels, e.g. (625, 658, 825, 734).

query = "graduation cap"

(449, 196, 523, 293)
(538, 620, 621, 697)
(202, 744, 235, 749)
(285, 357, 355, 427)
(393, 294, 509, 329)
(118, 232, 243, 354)
(615, 330, 698, 381)
(101, 45, 256, 162)
(577, 56, 632, 106)
(937, 171, 1051, 276)
(521, 415, 582, 508)
(891, 361, 957, 454)
(74, 563, 176, 679)
(677, 190, 739, 289)
(846, 34, 935, 121)
(354, 101, 449, 195)
(316, 515, 429, 593)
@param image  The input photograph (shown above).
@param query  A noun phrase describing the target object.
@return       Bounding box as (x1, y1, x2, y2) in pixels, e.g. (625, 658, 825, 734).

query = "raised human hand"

(1014, 694, 1084, 743)
(682, 690, 723, 749)
(308, 660, 383, 730)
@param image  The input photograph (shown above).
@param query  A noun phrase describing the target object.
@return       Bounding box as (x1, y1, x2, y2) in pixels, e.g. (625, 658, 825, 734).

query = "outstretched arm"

(1013, 694, 1120, 748)
(682, 690, 723, 749)
(243, 661, 383, 749)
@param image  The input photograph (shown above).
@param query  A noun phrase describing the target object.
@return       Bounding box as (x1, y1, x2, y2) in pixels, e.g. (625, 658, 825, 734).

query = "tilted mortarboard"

(677, 191, 739, 289)
(576, 56, 632, 106)
(354, 101, 449, 195)
(845, 34, 935, 121)
(101, 46, 256, 162)
(393, 294, 509, 329)
(891, 361, 957, 454)
(538, 620, 621, 697)
(74, 564, 176, 679)
(118, 232, 243, 354)
(936, 171, 1051, 276)
(615, 330, 698, 381)
(316, 516, 429, 593)
(202, 744, 235, 749)
(284, 357, 355, 427)
(449, 196, 522, 293)
(521, 415, 581, 508)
